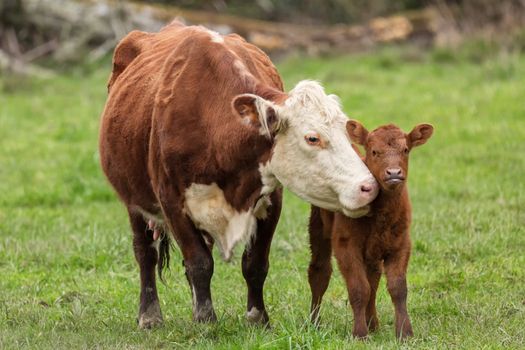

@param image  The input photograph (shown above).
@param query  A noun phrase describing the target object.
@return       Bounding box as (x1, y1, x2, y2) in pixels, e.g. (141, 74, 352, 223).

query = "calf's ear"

(408, 123, 434, 148)
(346, 119, 368, 145)
(232, 94, 282, 139)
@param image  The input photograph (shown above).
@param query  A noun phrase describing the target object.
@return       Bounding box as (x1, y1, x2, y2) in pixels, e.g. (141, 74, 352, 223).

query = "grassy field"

(0, 47, 524, 349)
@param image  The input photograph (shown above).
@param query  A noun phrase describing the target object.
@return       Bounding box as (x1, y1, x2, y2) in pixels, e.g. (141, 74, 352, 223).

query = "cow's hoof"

(193, 301, 217, 323)
(138, 302, 163, 329)
(138, 313, 163, 329)
(193, 311, 217, 323)
(246, 307, 270, 327)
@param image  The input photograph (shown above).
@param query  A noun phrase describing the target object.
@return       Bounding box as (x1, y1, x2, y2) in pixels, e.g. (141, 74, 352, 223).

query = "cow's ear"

(232, 94, 281, 138)
(408, 123, 434, 148)
(346, 119, 368, 145)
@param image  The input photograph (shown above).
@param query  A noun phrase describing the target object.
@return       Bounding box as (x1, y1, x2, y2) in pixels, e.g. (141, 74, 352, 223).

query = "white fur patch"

(184, 183, 257, 261)
(284, 80, 345, 128)
(253, 195, 271, 220)
(252, 162, 277, 220)
(259, 162, 279, 196)
(208, 30, 224, 43)
(191, 284, 197, 309)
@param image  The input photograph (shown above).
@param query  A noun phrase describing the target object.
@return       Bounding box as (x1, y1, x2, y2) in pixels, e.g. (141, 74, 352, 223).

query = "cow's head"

(233, 80, 378, 218)
(347, 120, 434, 192)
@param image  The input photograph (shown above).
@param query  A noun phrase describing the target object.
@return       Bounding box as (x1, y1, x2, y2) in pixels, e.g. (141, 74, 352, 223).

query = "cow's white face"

(233, 80, 378, 217)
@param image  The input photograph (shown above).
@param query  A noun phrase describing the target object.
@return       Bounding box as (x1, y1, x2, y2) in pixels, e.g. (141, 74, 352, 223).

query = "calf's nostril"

(386, 168, 402, 176)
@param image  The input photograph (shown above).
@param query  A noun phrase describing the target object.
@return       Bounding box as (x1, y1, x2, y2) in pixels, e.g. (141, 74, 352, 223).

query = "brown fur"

(99, 22, 286, 327)
(308, 121, 433, 339)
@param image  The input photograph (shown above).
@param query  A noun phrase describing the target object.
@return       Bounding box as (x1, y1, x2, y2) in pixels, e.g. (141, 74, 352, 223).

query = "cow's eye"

(404, 147, 409, 154)
(372, 150, 378, 156)
(304, 133, 321, 146)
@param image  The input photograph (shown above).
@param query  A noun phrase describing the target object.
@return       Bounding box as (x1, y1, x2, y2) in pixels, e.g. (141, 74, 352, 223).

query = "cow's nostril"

(361, 184, 372, 193)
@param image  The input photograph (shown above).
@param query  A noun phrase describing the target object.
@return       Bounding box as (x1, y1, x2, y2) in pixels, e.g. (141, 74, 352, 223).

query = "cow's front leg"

(128, 210, 163, 329)
(160, 195, 217, 323)
(184, 248, 216, 323)
(242, 190, 282, 326)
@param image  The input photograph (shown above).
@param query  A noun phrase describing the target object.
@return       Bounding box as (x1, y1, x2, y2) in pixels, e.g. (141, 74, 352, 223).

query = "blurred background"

(2, 0, 525, 75)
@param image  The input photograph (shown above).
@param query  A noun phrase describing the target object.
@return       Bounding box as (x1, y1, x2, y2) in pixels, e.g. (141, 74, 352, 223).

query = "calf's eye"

(372, 150, 378, 156)
(404, 147, 409, 154)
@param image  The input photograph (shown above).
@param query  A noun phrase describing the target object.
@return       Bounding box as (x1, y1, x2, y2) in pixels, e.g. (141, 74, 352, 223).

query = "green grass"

(1, 47, 524, 349)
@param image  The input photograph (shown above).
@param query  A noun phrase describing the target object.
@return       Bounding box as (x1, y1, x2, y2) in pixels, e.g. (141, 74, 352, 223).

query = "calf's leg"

(242, 191, 282, 325)
(333, 235, 370, 339)
(128, 210, 163, 329)
(307, 206, 333, 325)
(366, 267, 381, 332)
(384, 250, 413, 339)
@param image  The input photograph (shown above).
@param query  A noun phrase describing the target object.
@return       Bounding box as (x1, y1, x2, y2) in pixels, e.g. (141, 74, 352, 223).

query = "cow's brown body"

(99, 22, 286, 327)
(307, 122, 433, 339)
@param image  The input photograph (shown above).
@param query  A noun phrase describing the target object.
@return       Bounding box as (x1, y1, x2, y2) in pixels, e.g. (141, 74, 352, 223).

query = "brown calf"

(308, 121, 433, 339)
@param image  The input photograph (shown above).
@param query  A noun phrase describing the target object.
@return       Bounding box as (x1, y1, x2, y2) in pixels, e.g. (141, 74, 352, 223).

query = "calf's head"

(233, 81, 378, 218)
(346, 121, 434, 192)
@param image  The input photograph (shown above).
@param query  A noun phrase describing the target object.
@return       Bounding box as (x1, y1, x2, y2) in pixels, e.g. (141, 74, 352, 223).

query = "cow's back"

(99, 22, 283, 210)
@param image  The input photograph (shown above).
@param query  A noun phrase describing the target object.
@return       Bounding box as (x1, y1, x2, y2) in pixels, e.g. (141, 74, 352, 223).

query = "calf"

(308, 120, 433, 339)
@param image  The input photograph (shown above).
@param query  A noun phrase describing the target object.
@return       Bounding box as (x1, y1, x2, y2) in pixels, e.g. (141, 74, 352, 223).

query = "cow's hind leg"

(129, 210, 163, 329)
(242, 190, 282, 326)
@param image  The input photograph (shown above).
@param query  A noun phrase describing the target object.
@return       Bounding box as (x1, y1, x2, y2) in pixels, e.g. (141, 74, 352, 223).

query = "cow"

(99, 21, 378, 329)
(307, 121, 433, 339)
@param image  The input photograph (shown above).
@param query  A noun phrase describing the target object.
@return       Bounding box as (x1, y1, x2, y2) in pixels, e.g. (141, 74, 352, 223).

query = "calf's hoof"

(310, 316, 321, 328)
(395, 319, 413, 340)
(310, 308, 321, 327)
(138, 302, 163, 329)
(352, 327, 369, 340)
(246, 307, 270, 327)
(367, 316, 379, 332)
(396, 328, 414, 340)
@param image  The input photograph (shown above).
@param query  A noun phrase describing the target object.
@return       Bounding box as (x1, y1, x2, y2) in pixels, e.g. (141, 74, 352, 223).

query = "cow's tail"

(157, 232, 173, 283)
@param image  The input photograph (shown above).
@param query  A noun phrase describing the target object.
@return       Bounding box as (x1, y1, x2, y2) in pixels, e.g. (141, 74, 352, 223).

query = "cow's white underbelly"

(184, 182, 267, 261)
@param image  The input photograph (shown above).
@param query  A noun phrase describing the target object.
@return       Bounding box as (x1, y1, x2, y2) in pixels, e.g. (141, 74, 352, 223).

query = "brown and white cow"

(99, 22, 378, 328)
